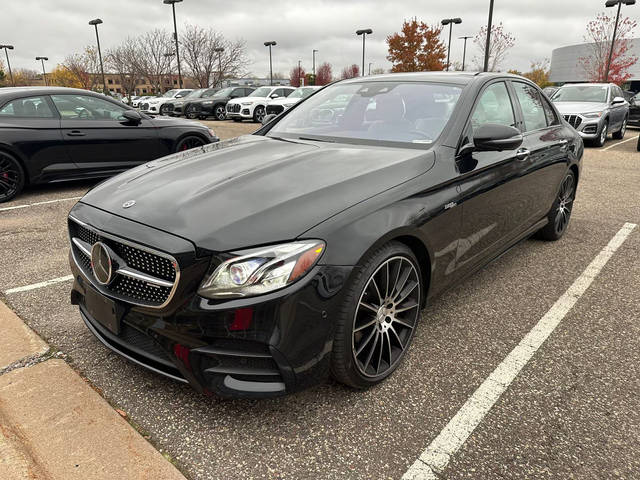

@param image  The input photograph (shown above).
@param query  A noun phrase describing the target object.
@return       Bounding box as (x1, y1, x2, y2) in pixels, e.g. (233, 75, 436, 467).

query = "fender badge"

(122, 200, 136, 209)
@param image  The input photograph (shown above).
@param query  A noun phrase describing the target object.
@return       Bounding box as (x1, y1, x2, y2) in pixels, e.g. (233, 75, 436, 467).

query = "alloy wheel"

(600, 123, 607, 145)
(176, 136, 206, 152)
(254, 106, 266, 123)
(554, 173, 575, 236)
(621, 118, 627, 137)
(215, 105, 226, 121)
(0, 153, 22, 202)
(352, 256, 420, 378)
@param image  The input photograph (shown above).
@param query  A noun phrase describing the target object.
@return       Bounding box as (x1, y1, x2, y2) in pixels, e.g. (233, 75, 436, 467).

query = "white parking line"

(0, 196, 82, 212)
(5, 275, 74, 295)
(403, 222, 637, 480)
(602, 135, 639, 151)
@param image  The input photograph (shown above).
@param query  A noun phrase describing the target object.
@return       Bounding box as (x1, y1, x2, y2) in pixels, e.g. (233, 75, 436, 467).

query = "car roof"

(0, 86, 112, 100)
(557, 83, 613, 88)
(337, 71, 534, 86)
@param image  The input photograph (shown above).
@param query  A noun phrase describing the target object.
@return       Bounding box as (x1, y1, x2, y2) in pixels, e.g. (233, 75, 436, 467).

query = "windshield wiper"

(298, 136, 334, 143)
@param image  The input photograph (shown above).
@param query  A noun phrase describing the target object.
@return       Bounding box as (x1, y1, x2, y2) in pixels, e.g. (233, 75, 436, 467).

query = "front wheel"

(612, 116, 628, 139)
(331, 242, 422, 389)
(253, 106, 266, 123)
(175, 136, 206, 152)
(0, 151, 26, 203)
(592, 121, 608, 147)
(214, 105, 226, 121)
(537, 170, 576, 241)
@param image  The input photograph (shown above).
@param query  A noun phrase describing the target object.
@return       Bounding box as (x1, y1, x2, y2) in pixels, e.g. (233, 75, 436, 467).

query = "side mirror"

(612, 96, 625, 105)
(122, 110, 142, 124)
(261, 113, 278, 125)
(270, 93, 279, 99)
(473, 123, 523, 152)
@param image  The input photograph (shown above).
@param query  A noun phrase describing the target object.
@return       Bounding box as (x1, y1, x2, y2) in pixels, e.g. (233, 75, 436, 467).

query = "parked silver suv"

(551, 83, 629, 147)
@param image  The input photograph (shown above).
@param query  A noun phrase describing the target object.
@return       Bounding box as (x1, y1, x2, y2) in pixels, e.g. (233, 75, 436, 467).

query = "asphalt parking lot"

(1, 124, 639, 479)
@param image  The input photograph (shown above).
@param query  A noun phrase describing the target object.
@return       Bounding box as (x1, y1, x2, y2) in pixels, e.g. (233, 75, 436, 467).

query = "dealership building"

(550, 38, 640, 88)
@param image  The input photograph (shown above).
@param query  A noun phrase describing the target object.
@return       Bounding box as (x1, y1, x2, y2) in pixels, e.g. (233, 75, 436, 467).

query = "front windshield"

(185, 89, 206, 98)
(213, 87, 234, 98)
(268, 81, 462, 145)
(163, 89, 178, 98)
(202, 88, 219, 98)
(552, 85, 608, 103)
(288, 87, 316, 99)
(249, 87, 272, 98)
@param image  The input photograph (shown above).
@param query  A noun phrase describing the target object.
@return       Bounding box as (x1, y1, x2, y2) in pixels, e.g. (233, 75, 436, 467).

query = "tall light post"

(0, 45, 14, 86)
(459, 36, 472, 71)
(483, 0, 495, 72)
(163, 0, 183, 88)
(35, 56, 48, 86)
(89, 19, 108, 95)
(298, 59, 303, 86)
(441, 18, 462, 71)
(356, 28, 373, 76)
(163, 52, 175, 92)
(312, 49, 318, 77)
(264, 41, 276, 86)
(368, 62, 373, 75)
(604, 0, 636, 82)
(214, 47, 224, 87)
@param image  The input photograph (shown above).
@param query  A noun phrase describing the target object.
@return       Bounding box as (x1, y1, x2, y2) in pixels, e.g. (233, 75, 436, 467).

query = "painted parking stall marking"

(602, 135, 639, 151)
(5, 275, 74, 295)
(0, 196, 82, 212)
(402, 222, 637, 480)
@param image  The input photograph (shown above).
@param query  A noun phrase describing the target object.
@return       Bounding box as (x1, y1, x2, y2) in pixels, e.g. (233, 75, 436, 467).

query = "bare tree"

(63, 46, 100, 90)
(473, 22, 515, 72)
(106, 38, 140, 101)
(135, 29, 173, 93)
(180, 24, 248, 87)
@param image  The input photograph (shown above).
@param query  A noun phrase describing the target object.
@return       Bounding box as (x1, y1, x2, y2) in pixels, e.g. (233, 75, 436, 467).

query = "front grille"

(563, 114, 582, 129)
(227, 103, 241, 113)
(69, 218, 179, 308)
(140, 102, 149, 111)
(162, 104, 175, 114)
(186, 104, 201, 114)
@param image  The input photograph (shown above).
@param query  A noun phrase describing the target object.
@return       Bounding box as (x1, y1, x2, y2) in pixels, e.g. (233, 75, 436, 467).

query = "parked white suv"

(265, 86, 322, 116)
(139, 89, 193, 114)
(226, 86, 295, 122)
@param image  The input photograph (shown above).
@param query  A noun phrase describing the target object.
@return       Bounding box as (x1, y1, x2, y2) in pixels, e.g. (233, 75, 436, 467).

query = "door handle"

(515, 148, 530, 161)
(67, 130, 86, 137)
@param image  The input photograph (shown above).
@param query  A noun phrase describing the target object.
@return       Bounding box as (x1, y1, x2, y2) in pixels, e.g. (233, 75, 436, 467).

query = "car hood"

(268, 97, 300, 106)
(79, 135, 435, 252)
(553, 101, 609, 115)
(148, 116, 208, 129)
(228, 96, 264, 105)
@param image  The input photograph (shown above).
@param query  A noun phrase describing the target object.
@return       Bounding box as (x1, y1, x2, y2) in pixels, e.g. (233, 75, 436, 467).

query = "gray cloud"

(1, 0, 635, 76)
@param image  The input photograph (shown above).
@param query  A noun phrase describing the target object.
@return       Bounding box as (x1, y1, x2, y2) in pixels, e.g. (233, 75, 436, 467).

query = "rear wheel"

(537, 170, 576, 241)
(214, 104, 226, 121)
(0, 151, 25, 203)
(175, 136, 206, 152)
(331, 242, 422, 389)
(612, 115, 627, 139)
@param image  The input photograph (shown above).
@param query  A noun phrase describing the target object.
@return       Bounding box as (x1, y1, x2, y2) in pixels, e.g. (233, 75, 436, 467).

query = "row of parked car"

(126, 85, 322, 123)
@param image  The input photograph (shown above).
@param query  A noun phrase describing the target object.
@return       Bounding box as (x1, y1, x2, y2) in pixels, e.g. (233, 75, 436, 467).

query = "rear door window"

(471, 82, 516, 129)
(0, 96, 55, 118)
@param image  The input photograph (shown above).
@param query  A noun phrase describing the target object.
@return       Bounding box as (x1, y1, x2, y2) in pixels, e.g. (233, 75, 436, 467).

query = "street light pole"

(356, 29, 373, 76)
(604, 0, 636, 83)
(89, 19, 107, 95)
(164, 0, 183, 88)
(264, 41, 276, 86)
(368, 62, 373, 75)
(441, 18, 462, 71)
(163, 52, 175, 92)
(35, 56, 48, 86)
(312, 49, 318, 77)
(214, 47, 224, 87)
(459, 36, 472, 71)
(298, 59, 302, 86)
(483, 0, 495, 72)
(0, 45, 14, 86)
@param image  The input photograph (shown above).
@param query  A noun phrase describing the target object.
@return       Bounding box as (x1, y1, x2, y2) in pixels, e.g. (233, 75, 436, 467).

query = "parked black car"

(184, 86, 255, 120)
(0, 87, 218, 202)
(68, 72, 582, 398)
(159, 88, 219, 116)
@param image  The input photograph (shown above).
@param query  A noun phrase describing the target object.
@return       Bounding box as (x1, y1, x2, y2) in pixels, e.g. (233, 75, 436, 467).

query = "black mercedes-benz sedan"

(0, 87, 218, 202)
(68, 72, 582, 398)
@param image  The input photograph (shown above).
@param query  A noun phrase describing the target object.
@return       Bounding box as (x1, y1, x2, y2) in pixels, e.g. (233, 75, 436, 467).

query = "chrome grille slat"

(563, 114, 582, 129)
(69, 217, 180, 309)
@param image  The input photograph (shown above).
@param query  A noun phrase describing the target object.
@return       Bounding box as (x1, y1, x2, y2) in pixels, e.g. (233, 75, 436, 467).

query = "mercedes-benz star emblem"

(90, 242, 113, 285)
(122, 200, 136, 209)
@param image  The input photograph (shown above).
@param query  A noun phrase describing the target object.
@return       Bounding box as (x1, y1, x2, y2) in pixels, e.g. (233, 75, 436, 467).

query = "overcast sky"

(2, 0, 638, 77)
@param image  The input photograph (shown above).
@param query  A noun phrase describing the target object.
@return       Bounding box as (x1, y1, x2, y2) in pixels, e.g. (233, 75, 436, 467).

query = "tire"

(331, 241, 423, 389)
(636, 134, 640, 151)
(612, 115, 628, 139)
(159, 104, 168, 115)
(592, 120, 608, 147)
(0, 151, 26, 203)
(185, 108, 198, 120)
(175, 135, 206, 152)
(253, 105, 266, 123)
(214, 104, 226, 121)
(536, 170, 576, 241)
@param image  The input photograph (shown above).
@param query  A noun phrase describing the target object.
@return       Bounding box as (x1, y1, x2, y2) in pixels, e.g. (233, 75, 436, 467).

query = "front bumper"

(68, 203, 351, 398)
(562, 114, 604, 139)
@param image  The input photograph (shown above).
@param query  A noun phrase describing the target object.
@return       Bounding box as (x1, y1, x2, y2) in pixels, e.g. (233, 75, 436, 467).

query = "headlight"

(583, 112, 603, 118)
(241, 101, 253, 106)
(202, 100, 213, 105)
(198, 240, 325, 299)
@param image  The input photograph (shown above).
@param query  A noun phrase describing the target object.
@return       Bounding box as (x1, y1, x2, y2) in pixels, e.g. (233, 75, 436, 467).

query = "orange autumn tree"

(386, 18, 446, 72)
